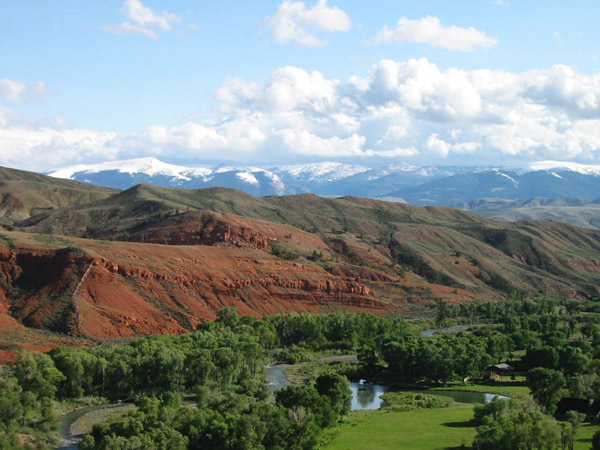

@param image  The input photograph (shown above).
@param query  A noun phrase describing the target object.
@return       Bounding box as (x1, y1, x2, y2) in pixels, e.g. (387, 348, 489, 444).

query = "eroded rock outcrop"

(0, 234, 392, 343)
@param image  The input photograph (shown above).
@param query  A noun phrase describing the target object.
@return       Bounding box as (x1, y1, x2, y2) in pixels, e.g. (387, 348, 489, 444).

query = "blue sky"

(1, 0, 600, 171)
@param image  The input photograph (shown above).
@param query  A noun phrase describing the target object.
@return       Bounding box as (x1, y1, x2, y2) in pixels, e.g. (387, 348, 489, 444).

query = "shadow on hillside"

(442, 420, 474, 428)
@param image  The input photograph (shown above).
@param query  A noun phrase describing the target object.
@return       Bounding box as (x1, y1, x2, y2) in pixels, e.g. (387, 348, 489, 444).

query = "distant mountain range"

(47, 158, 600, 207)
(2, 164, 600, 355)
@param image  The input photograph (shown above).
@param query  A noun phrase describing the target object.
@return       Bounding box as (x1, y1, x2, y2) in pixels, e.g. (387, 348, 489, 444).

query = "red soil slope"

(0, 232, 396, 357)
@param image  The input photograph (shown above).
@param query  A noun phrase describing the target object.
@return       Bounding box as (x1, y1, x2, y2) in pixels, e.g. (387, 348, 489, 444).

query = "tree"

(12, 351, 65, 399)
(472, 397, 561, 450)
(559, 411, 582, 450)
(524, 346, 560, 370)
(215, 307, 240, 328)
(435, 300, 449, 327)
(592, 430, 600, 450)
(276, 385, 337, 427)
(314, 373, 352, 417)
(528, 367, 565, 413)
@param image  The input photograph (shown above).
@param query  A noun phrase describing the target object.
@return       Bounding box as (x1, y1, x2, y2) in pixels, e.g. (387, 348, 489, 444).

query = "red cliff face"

(0, 234, 394, 348)
(126, 211, 277, 249)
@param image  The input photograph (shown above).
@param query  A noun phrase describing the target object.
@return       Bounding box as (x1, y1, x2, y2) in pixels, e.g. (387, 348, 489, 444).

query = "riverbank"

(57, 403, 133, 449)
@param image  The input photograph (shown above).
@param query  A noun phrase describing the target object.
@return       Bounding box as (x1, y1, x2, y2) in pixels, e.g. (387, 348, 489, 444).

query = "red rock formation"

(127, 211, 275, 248)
(0, 233, 395, 347)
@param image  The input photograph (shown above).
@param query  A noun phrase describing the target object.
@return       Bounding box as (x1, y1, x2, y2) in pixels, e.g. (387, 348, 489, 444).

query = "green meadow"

(319, 404, 476, 450)
(319, 404, 600, 450)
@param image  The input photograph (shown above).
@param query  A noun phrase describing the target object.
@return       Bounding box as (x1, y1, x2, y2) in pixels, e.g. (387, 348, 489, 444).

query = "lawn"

(574, 422, 600, 450)
(429, 381, 530, 399)
(319, 405, 600, 450)
(318, 404, 476, 450)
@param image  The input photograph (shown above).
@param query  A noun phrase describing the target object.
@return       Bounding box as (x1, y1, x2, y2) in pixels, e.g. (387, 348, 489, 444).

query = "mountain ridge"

(46, 158, 600, 206)
(2, 165, 600, 358)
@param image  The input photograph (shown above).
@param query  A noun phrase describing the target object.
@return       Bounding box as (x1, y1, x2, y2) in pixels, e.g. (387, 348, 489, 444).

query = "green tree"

(12, 351, 65, 399)
(592, 430, 600, 450)
(314, 373, 352, 417)
(276, 385, 337, 427)
(473, 397, 561, 450)
(528, 367, 566, 413)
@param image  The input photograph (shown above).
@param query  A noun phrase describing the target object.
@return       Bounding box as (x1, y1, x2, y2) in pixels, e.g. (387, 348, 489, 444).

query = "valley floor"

(318, 405, 600, 450)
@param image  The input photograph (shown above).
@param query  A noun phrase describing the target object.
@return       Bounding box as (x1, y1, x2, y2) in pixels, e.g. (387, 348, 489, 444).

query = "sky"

(1, 0, 600, 172)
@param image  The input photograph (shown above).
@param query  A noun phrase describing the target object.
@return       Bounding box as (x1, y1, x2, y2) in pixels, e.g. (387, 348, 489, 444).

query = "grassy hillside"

(9, 179, 600, 300)
(0, 166, 116, 224)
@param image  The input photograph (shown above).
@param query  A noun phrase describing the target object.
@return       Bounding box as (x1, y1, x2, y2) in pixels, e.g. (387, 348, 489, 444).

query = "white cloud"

(263, 0, 351, 47)
(277, 129, 365, 156)
(365, 59, 483, 120)
(0, 113, 118, 170)
(426, 134, 480, 157)
(363, 146, 419, 158)
(102, 0, 181, 39)
(522, 65, 600, 116)
(6, 59, 600, 171)
(0, 79, 48, 104)
(264, 66, 338, 112)
(373, 16, 498, 52)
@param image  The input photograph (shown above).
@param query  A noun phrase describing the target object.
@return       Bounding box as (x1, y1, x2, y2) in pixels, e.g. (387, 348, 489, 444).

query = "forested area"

(2, 297, 600, 448)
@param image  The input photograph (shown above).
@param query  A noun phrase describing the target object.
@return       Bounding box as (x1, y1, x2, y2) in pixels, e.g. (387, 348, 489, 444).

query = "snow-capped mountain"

(49, 157, 212, 183)
(48, 157, 288, 196)
(529, 160, 600, 176)
(275, 162, 368, 185)
(391, 167, 600, 206)
(47, 158, 600, 205)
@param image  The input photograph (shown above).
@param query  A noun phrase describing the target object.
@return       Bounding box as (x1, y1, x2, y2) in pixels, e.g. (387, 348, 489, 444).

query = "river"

(57, 403, 132, 449)
(58, 405, 108, 449)
(265, 365, 509, 411)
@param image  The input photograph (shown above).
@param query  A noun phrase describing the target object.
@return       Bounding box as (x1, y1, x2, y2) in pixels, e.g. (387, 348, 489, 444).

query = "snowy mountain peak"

(48, 157, 212, 181)
(276, 162, 369, 183)
(530, 160, 600, 176)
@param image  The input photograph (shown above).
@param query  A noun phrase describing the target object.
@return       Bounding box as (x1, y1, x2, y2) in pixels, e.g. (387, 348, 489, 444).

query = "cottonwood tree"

(528, 367, 565, 414)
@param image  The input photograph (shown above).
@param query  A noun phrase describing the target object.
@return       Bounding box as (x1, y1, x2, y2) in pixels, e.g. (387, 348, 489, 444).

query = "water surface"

(265, 365, 290, 392)
(349, 381, 388, 410)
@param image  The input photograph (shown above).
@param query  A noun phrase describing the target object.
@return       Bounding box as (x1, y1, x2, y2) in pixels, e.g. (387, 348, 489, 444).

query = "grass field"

(429, 381, 531, 399)
(574, 423, 600, 450)
(319, 404, 475, 450)
(319, 404, 600, 450)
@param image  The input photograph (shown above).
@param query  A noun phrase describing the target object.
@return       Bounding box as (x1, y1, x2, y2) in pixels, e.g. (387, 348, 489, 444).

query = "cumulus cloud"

(373, 16, 498, 52)
(263, 0, 351, 47)
(426, 134, 479, 157)
(522, 64, 600, 117)
(6, 59, 600, 171)
(102, 0, 181, 39)
(0, 108, 118, 170)
(0, 79, 48, 104)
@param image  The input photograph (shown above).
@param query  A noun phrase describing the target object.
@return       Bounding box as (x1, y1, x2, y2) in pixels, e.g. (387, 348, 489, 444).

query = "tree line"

(2, 298, 600, 448)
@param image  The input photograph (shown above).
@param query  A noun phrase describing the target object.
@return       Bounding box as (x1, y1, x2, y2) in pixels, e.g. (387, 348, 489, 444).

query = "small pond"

(349, 381, 388, 410)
